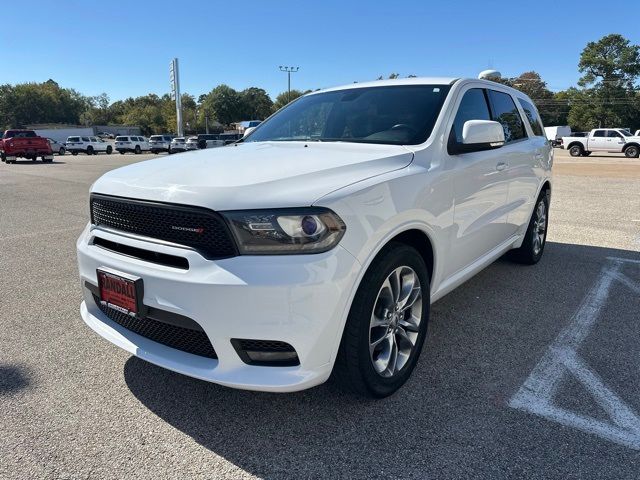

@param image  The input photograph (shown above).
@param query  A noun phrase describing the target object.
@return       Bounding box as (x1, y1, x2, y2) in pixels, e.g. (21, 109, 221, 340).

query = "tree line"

(1, 34, 639, 135)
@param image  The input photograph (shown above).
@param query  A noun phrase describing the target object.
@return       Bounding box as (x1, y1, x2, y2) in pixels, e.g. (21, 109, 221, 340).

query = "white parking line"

(509, 257, 640, 450)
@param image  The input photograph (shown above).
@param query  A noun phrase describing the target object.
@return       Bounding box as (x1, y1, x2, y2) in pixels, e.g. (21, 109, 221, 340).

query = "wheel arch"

(624, 142, 640, 151)
(567, 141, 584, 151)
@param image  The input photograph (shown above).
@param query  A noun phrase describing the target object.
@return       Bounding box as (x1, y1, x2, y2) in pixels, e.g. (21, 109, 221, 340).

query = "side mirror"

(243, 126, 256, 138)
(450, 120, 505, 154)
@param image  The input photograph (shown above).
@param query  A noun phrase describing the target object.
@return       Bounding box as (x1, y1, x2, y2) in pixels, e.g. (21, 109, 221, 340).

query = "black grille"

(90, 194, 237, 259)
(93, 294, 217, 359)
(237, 339, 296, 352)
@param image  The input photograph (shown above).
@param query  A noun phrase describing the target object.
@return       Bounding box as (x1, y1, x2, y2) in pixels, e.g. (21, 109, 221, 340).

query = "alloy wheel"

(532, 200, 547, 256)
(369, 266, 423, 378)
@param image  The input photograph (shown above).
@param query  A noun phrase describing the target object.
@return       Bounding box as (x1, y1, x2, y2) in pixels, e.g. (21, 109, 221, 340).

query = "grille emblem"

(171, 226, 204, 234)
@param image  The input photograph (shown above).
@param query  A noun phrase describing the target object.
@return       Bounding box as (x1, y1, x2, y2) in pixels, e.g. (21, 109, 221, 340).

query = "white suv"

(115, 136, 149, 154)
(149, 135, 174, 154)
(66, 136, 113, 155)
(77, 77, 552, 397)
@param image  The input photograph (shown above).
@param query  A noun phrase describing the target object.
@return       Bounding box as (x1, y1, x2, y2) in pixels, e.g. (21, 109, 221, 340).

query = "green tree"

(0, 80, 88, 128)
(239, 87, 273, 120)
(569, 34, 640, 128)
(80, 93, 112, 125)
(199, 85, 242, 126)
(273, 89, 305, 111)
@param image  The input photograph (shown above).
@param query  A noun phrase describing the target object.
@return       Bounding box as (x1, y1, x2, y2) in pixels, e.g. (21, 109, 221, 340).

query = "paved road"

(1, 149, 639, 479)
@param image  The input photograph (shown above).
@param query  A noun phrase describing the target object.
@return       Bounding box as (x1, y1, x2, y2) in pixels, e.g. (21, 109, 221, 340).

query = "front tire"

(86, 146, 94, 155)
(624, 145, 639, 158)
(334, 243, 430, 398)
(509, 191, 549, 265)
(569, 145, 583, 157)
(58, 147, 65, 155)
(106, 145, 113, 154)
(134, 145, 141, 154)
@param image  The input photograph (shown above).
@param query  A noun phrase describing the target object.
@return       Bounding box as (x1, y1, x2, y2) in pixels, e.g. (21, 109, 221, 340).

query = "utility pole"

(279, 66, 299, 103)
(205, 114, 210, 134)
(170, 58, 183, 137)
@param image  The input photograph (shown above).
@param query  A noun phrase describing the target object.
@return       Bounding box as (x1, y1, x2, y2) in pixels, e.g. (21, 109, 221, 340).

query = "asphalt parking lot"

(1, 149, 639, 479)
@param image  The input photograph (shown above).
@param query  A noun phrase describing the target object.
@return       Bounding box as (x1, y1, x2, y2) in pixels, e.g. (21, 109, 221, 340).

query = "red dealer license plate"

(97, 268, 143, 316)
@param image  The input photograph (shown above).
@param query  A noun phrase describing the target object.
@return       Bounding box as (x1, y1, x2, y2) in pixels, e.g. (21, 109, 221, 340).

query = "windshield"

(246, 85, 451, 145)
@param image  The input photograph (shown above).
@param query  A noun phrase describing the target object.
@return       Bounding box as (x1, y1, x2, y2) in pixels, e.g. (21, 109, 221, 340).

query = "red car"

(0, 130, 54, 163)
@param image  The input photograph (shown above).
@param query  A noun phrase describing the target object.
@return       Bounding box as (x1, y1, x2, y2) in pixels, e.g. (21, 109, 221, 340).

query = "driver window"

(607, 131, 622, 138)
(451, 88, 491, 143)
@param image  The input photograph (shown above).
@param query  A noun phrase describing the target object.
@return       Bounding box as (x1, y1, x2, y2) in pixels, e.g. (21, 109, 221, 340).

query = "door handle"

(496, 162, 508, 171)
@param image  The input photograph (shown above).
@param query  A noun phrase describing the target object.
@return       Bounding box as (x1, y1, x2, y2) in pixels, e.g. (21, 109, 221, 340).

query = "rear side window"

(115, 136, 128, 141)
(451, 88, 491, 143)
(593, 130, 606, 137)
(518, 99, 544, 137)
(68, 137, 80, 142)
(82, 137, 90, 142)
(487, 90, 526, 143)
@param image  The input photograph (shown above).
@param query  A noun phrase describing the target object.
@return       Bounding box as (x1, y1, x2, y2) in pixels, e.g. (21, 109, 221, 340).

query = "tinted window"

(607, 130, 623, 138)
(593, 130, 606, 137)
(82, 137, 90, 142)
(451, 88, 491, 143)
(68, 137, 80, 142)
(247, 85, 451, 145)
(488, 90, 526, 143)
(115, 136, 128, 141)
(518, 99, 544, 137)
(90, 137, 97, 142)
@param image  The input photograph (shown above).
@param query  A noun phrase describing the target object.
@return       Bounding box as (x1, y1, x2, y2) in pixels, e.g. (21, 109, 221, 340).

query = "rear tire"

(58, 147, 65, 155)
(333, 242, 430, 398)
(624, 145, 639, 158)
(508, 190, 549, 265)
(86, 146, 94, 155)
(569, 145, 583, 157)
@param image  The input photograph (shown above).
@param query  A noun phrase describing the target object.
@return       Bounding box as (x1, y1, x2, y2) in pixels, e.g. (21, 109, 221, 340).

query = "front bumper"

(77, 224, 360, 392)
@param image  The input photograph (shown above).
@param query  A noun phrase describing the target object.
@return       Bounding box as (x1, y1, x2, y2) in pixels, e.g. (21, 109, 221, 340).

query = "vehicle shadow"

(123, 241, 639, 479)
(5, 160, 66, 165)
(0, 365, 31, 395)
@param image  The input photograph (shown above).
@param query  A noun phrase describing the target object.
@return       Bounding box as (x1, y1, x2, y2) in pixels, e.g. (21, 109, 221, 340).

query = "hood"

(91, 141, 413, 210)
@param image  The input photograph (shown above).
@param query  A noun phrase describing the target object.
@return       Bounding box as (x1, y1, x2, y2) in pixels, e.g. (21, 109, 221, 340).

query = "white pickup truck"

(562, 128, 640, 158)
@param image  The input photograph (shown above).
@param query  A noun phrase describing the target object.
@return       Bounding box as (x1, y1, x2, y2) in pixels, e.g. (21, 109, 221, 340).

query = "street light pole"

(279, 66, 299, 103)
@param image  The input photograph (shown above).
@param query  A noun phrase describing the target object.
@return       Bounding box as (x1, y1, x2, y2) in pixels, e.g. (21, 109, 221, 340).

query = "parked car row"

(28, 131, 250, 158)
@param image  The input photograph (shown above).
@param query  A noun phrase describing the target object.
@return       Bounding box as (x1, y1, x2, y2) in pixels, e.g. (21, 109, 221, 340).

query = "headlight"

(222, 208, 346, 254)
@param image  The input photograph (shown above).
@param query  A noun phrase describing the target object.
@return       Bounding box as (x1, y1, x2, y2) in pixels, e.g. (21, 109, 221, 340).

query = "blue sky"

(2, 0, 636, 102)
